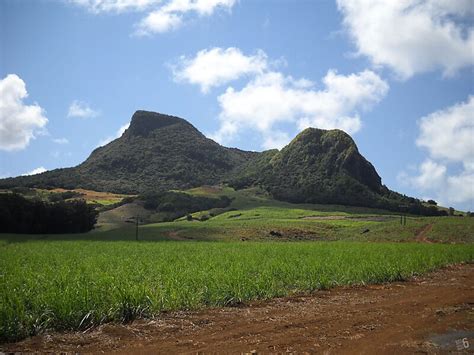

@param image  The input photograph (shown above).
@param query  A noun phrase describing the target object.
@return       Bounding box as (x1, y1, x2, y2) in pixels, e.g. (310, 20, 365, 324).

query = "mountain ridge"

(0, 110, 443, 215)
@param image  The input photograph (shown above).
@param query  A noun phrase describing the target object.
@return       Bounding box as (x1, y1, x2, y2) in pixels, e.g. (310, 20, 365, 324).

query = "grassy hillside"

(2, 186, 472, 244)
(88, 185, 472, 243)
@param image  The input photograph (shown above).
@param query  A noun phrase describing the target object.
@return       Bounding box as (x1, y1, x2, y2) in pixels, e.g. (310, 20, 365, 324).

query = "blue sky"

(1, 0, 473, 210)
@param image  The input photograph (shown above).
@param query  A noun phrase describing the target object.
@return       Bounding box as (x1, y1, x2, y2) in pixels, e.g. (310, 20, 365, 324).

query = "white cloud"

(337, 0, 474, 79)
(134, 0, 236, 35)
(406, 159, 447, 190)
(213, 69, 388, 149)
(402, 160, 474, 207)
(67, 100, 99, 118)
(261, 130, 291, 151)
(52, 137, 69, 144)
(69, 0, 161, 13)
(173, 47, 268, 93)
(70, 0, 236, 35)
(445, 172, 474, 205)
(0, 74, 48, 151)
(22, 167, 47, 176)
(98, 122, 130, 146)
(136, 10, 182, 33)
(417, 96, 474, 170)
(164, 0, 235, 15)
(401, 97, 474, 208)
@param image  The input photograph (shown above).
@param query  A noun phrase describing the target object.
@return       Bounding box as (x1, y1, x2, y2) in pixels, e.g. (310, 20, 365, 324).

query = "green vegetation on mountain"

(0, 110, 446, 215)
(0, 111, 255, 194)
(229, 128, 444, 215)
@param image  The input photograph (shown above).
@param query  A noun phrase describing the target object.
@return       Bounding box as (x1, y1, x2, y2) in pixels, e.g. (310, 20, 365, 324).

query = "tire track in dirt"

(416, 223, 434, 243)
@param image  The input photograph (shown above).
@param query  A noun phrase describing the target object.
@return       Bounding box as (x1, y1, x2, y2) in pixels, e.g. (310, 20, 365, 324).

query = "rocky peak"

(125, 110, 192, 137)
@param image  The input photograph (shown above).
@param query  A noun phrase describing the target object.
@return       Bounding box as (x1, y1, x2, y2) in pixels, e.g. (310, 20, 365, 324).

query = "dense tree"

(140, 191, 231, 221)
(0, 193, 98, 234)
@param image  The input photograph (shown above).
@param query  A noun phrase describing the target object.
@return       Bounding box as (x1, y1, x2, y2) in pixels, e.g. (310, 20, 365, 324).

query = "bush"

(140, 191, 231, 221)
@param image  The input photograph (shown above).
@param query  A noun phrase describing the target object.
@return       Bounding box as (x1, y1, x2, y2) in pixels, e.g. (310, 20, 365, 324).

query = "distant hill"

(0, 110, 444, 215)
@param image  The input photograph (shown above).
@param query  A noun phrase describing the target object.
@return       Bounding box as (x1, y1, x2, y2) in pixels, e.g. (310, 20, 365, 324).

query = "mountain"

(0, 110, 443, 215)
(75, 111, 256, 193)
(1, 111, 255, 193)
(230, 128, 385, 205)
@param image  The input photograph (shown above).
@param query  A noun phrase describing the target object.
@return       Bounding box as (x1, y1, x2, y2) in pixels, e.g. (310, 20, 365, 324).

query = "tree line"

(0, 193, 98, 234)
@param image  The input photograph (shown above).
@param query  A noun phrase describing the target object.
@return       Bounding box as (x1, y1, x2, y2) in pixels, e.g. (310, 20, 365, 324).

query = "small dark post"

(398, 205, 409, 227)
(135, 215, 139, 241)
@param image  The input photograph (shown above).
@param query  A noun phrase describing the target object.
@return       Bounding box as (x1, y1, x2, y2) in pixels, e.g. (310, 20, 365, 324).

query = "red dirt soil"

(49, 188, 131, 201)
(2, 264, 473, 354)
(416, 223, 434, 243)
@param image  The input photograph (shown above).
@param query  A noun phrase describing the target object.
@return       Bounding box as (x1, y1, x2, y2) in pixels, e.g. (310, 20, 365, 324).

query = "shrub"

(140, 191, 231, 221)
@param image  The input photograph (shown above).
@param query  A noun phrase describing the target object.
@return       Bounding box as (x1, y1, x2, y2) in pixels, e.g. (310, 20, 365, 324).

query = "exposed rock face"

(123, 111, 191, 137)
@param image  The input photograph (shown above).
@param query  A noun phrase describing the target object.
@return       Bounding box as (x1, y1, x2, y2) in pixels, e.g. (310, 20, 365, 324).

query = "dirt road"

(3, 264, 473, 354)
(416, 223, 434, 243)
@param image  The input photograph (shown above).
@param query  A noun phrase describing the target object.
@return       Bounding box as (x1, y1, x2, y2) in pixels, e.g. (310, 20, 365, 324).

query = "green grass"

(1, 240, 473, 342)
(184, 186, 397, 214)
(2, 187, 473, 342)
(130, 209, 474, 243)
(87, 198, 124, 206)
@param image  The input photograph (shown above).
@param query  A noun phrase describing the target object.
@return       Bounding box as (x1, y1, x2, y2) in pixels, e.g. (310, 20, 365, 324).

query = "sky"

(1, 0, 473, 211)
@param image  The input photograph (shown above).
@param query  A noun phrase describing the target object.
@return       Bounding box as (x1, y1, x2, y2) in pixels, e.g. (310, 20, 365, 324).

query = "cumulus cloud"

(69, 0, 161, 13)
(337, 0, 474, 79)
(135, 0, 236, 35)
(417, 96, 474, 170)
(22, 167, 47, 176)
(70, 0, 236, 34)
(261, 130, 292, 151)
(173, 47, 268, 93)
(401, 97, 474, 208)
(212, 69, 388, 149)
(402, 160, 474, 206)
(67, 100, 99, 118)
(136, 10, 183, 33)
(406, 159, 447, 191)
(0, 74, 48, 151)
(98, 122, 130, 146)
